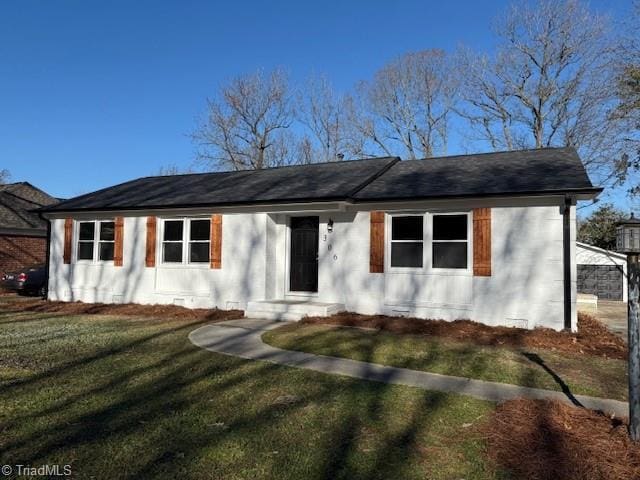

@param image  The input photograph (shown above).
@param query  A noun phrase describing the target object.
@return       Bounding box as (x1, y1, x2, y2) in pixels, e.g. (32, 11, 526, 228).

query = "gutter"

(37, 187, 604, 216)
(563, 195, 573, 331)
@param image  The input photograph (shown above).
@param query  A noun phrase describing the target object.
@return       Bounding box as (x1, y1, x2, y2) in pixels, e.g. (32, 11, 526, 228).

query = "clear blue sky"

(0, 0, 633, 213)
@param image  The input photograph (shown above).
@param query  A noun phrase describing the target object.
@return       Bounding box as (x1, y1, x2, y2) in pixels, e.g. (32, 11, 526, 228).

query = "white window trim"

(385, 211, 473, 275)
(74, 219, 115, 264)
(158, 217, 211, 268)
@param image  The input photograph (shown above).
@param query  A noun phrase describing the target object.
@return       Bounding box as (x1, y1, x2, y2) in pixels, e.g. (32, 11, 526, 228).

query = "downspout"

(563, 195, 572, 331)
(38, 212, 51, 299)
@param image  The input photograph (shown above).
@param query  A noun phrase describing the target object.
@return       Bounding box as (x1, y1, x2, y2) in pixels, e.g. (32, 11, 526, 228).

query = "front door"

(289, 216, 319, 292)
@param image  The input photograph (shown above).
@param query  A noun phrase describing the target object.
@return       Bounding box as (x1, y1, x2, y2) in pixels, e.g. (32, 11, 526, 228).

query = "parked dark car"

(1, 265, 46, 296)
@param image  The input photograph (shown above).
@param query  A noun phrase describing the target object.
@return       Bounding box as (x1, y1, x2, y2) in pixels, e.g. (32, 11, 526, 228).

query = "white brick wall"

(47, 196, 575, 330)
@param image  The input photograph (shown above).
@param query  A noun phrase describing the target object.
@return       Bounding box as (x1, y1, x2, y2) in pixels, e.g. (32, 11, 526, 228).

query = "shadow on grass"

(0, 314, 491, 479)
(521, 352, 584, 408)
(266, 322, 625, 404)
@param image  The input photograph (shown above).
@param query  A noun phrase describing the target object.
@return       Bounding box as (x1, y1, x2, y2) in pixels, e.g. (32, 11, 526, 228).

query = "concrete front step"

(244, 310, 309, 321)
(245, 300, 345, 321)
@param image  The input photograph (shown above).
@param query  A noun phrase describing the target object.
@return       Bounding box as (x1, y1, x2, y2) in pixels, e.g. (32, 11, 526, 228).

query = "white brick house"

(40, 147, 601, 331)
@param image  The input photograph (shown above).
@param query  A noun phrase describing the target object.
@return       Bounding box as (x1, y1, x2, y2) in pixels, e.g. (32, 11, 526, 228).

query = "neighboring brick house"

(0, 182, 59, 276)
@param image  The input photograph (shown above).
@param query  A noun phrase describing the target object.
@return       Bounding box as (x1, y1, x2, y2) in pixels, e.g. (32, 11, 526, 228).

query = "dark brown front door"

(289, 216, 319, 292)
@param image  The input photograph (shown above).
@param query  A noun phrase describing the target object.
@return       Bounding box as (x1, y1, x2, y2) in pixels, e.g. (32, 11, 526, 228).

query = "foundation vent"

(505, 318, 529, 329)
(112, 295, 124, 304)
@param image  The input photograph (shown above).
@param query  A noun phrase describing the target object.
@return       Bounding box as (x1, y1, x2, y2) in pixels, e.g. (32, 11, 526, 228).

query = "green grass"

(263, 323, 628, 402)
(0, 307, 502, 479)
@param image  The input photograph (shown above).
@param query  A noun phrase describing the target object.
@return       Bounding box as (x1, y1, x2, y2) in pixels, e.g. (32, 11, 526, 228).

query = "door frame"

(285, 214, 320, 297)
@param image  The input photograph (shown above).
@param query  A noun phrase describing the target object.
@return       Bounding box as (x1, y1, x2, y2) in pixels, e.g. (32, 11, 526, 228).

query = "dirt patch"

(0, 297, 244, 322)
(301, 312, 627, 360)
(484, 399, 640, 480)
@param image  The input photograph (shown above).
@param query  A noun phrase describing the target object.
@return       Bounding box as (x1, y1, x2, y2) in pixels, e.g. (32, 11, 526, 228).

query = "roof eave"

(39, 198, 352, 217)
(353, 187, 604, 203)
(0, 227, 47, 237)
(576, 241, 627, 260)
(39, 187, 604, 216)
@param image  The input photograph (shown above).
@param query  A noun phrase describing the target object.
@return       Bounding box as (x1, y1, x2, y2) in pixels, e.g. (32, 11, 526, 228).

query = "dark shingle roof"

(0, 182, 59, 235)
(41, 147, 600, 213)
(43, 157, 399, 212)
(353, 147, 598, 201)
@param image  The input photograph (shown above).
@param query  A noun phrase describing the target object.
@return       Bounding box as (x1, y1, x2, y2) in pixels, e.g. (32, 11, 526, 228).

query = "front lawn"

(263, 322, 628, 401)
(0, 302, 498, 479)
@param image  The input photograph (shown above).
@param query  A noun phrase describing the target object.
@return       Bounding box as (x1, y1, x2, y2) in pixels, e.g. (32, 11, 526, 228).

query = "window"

(99, 221, 115, 261)
(432, 214, 468, 269)
(161, 218, 211, 264)
(189, 219, 211, 263)
(390, 216, 423, 268)
(77, 222, 95, 260)
(76, 220, 115, 262)
(162, 220, 184, 263)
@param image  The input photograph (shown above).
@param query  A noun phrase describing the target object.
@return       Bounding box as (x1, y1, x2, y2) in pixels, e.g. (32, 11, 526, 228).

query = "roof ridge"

(137, 156, 400, 181)
(39, 147, 596, 214)
(0, 189, 47, 207)
(347, 157, 400, 198)
(0, 194, 40, 228)
(405, 146, 575, 163)
(0, 181, 58, 205)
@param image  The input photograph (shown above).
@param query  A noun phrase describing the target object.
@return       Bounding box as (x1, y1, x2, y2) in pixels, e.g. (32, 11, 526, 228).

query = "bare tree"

(620, 1, 640, 100)
(154, 164, 194, 176)
(296, 74, 353, 162)
(0, 169, 10, 184)
(613, 1, 640, 196)
(459, 0, 627, 186)
(347, 50, 460, 159)
(191, 69, 294, 170)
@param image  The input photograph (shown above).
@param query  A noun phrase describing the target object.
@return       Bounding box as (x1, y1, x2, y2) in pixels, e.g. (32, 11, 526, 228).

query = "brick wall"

(0, 235, 46, 276)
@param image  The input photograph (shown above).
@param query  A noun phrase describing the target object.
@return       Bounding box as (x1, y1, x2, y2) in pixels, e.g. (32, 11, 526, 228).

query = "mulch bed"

(0, 296, 244, 322)
(484, 399, 640, 480)
(301, 312, 628, 360)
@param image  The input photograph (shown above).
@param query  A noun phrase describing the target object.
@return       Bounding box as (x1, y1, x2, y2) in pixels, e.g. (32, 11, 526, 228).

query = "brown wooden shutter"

(369, 211, 385, 273)
(473, 208, 491, 276)
(210, 214, 222, 269)
(145, 216, 156, 268)
(63, 218, 73, 264)
(114, 217, 124, 267)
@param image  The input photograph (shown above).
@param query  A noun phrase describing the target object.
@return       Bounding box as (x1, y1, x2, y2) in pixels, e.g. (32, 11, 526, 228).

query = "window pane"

(391, 242, 423, 267)
(79, 222, 95, 240)
(433, 215, 467, 240)
(433, 242, 467, 269)
(100, 222, 115, 241)
(190, 220, 211, 241)
(164, 221, 183, 241)
(163, 242, 182, 263)
(190, 242, 210, 263)
(78, 242, 94, 260)
(99, 242, 114, 261)
(392, 216, 423, 240)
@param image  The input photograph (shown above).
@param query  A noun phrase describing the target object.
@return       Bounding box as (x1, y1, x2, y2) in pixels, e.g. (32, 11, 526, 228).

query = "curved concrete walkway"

(189, 319, 629, 418)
